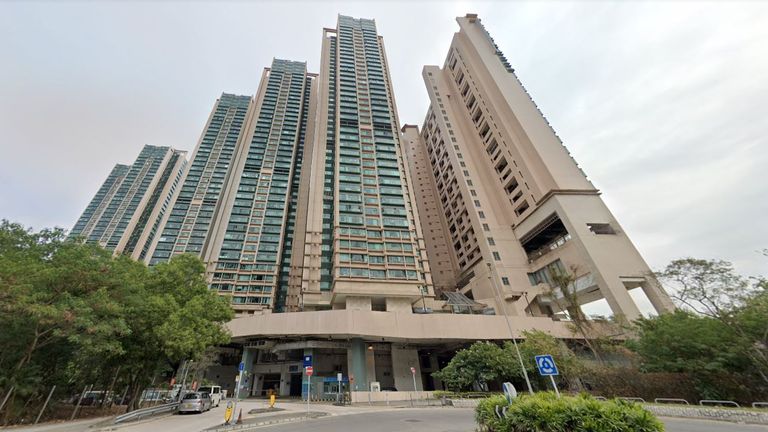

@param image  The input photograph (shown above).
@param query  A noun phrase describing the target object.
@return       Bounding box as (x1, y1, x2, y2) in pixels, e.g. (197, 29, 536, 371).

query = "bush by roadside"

(475, 392, 663, 432)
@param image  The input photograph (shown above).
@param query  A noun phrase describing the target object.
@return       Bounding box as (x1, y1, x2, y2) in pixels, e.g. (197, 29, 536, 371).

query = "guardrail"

(699, 399, 740, 408)
(654, 398, 689, 405)
(753, 402, 768, 409)
(618, 397, 646, 403)
(113, 402, 179, 424)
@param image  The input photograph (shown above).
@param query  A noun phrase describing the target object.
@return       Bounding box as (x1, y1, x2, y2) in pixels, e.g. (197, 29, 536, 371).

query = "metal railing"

(699, 400, 740, 408)
(618, 397, 646, 403)
(654, 398, 690, 405)
(113, 401, 179, 424)
(753, 402, 768, 409)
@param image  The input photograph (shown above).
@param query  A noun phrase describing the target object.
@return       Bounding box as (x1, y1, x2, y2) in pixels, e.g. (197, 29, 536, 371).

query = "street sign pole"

(549, 375, 560, 398)
(410, 367, 417, 399)
(305, 366, 313, 416)
(487, 263, 534, 394)
(337, 372, 342, 404)
(535, 354, 560, 398)
(232, 361, 245, 424)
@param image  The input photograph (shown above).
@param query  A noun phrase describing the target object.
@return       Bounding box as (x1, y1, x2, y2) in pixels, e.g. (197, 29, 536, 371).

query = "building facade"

(71, 13, 674, 399)
(147, 93, 251, 265)
(203, 59, 315, 313)
(70, 145, 187, 259)
(403, 14, 675, 321)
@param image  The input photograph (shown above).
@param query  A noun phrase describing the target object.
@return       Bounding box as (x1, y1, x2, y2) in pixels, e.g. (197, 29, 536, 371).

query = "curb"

(206, 413, 328, 432)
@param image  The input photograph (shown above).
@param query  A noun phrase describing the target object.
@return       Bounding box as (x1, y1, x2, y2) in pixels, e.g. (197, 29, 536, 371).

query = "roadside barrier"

(654, 398, 689, 405)
(699, 400, 740, 408)
(113, 402, 180, 424)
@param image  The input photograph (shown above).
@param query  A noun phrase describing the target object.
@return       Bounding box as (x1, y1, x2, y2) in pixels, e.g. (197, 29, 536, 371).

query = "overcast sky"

(1, 1, 766, 294)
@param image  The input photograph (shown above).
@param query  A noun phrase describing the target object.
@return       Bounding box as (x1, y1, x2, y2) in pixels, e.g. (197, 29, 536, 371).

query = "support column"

(365, 344, 376, 388)
(641, 278, 676, 314)
(347, 339, 367, 392)
(237, 348, 256, 399)
(598, 280, 642, 322)
(429, 354, 443, 390)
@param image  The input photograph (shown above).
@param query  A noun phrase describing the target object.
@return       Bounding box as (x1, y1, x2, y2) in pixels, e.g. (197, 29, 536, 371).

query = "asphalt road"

(261, 409, 768, 432)
(13, 405, 768, 432)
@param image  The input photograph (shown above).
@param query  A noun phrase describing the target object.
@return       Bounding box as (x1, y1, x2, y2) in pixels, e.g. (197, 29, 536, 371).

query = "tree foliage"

(0, 221, 234, 421)
(656, 257, 768, 386)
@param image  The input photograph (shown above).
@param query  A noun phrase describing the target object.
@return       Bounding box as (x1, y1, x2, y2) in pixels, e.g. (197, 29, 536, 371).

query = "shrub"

(475, 392, 664, 432)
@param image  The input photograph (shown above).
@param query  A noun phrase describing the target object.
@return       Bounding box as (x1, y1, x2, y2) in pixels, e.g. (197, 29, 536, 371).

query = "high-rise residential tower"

(71, 13, 675, 399)
(286, 15, 434, 313)
(70, 144, 187, 259)
(204, 59, 315, 313)
(147, 93, 251, 265)
(403, 14, 674, 321)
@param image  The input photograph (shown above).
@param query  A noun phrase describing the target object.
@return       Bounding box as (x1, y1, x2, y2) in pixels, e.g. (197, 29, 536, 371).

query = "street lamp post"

(487, 263, 534, 394)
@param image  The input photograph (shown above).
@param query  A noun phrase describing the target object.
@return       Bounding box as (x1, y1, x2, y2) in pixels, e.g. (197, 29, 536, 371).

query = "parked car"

(178, 392, 212, 414)
(197, 386, 222, 407)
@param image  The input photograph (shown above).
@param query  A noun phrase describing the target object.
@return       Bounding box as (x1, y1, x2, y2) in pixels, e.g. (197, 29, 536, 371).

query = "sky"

(1, 0, 766, 301)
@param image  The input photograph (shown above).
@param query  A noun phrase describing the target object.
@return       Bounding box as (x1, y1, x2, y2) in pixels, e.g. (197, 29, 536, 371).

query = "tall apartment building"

(70, 144, 187, 260)
(71, 13, 674, 398)
(203, 59, 315, 313)
(286, 15, 434, 313)
(402, 14, 674, 322)
(146, 93, 251, 265)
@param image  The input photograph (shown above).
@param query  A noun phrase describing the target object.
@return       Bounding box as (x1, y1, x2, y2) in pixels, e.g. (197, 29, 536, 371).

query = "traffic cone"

(236, 409, 243, 424)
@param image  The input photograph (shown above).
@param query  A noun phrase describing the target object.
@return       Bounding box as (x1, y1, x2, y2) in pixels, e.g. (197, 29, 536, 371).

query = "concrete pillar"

(365, 344, 376, 388)
(641, 278, 676, 314)
(237, 347, 256, 398)
(429, 354, 443, 390)
(347, 339, 367, 391)
(391, 345, 422, 391)
(597, 278, 642, 322)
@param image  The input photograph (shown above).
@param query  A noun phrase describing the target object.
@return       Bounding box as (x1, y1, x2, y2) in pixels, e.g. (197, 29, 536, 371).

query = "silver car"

(178, 392, 212, 414)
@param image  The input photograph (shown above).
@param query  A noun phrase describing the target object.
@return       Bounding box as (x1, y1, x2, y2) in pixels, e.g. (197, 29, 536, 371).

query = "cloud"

(1, 0, 765, 283)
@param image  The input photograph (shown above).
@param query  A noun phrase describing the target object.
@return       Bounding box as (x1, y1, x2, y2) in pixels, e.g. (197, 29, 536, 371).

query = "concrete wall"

(350, 391, 434, 404)
(391, 346, 423, 391)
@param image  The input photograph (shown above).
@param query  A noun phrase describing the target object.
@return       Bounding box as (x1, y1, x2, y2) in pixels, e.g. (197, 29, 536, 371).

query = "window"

(501, 277, 510, 286)
(487, 237, 495, 245)
(482, 224, 490, 231)
(493, 251, 501, 261)
(587, 223, 616, 235)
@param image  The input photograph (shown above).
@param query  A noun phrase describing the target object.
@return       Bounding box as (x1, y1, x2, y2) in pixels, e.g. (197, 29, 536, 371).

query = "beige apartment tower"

(403, 14, 674, 322)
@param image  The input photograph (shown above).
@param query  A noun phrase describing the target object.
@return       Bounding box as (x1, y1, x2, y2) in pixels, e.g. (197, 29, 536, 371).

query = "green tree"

(658, 257, 768, 384)
(433, 342, 519, 391)
(0, 221, 235, 419)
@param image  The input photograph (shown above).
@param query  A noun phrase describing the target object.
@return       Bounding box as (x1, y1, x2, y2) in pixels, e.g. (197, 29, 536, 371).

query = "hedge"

(476, 392, 664, 432)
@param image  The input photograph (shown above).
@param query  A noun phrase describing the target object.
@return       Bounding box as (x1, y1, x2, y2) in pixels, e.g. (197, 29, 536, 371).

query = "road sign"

(535, 355, 559, 376)
(337, 372, 343, 382)
(502, 382, 517, 403)
(410, 367, 416, 375)
(238, 362, 244, 372)
(305, 366, 313, 376)
(303, 355, 313, 367)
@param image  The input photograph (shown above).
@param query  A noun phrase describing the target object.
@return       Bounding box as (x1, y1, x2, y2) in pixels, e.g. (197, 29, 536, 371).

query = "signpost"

(232, 361, 245, 424)
(337, 372, 343, 403)
(410, 366, 418, 397)
(305, 366, 313, 415)
(534, 354, 560, 398)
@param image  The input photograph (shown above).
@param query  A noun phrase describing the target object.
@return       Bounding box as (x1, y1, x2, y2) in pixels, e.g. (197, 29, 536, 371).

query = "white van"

(197, 385, 222, 407)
